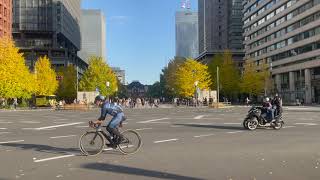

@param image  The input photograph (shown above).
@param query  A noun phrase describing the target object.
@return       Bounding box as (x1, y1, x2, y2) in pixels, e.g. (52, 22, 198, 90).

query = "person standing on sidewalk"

(13, 98, 18, 110)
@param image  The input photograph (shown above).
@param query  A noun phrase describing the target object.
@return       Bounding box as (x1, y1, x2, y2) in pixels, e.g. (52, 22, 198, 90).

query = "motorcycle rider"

(262, 97, 274, 122)
(271, 93, 282, 117)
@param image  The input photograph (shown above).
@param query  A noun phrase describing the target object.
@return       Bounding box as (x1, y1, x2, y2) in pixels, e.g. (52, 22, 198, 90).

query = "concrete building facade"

(112, 67, 126, 85)
(0, 0, 12, 38)
(78, 9, 106, 63)
(243, 0, 320, 104)
(197, 0, 244, 68)
(12, 0, 87, 74)
(175, 11, 199, 59)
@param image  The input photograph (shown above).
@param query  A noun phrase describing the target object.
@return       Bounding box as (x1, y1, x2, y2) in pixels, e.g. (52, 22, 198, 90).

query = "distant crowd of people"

(112, 98, 161, 108)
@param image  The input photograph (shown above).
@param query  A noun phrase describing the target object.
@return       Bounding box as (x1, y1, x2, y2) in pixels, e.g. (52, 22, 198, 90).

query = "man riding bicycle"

(91, 95, 126, 148)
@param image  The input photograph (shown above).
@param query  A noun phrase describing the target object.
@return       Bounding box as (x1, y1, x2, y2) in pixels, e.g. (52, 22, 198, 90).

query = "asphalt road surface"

(0, 106, 320, 180)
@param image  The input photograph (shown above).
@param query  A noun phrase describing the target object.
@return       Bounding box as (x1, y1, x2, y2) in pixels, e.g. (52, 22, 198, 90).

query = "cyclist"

(91, 95, 126, 148)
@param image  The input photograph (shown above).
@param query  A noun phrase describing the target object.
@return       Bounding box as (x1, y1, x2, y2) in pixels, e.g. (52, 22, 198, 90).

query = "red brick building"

(0, 0, 12, 38)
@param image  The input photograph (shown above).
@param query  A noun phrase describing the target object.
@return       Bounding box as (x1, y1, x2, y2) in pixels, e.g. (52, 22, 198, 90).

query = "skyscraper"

(12, 0, 87, 73)
(197, 0, 244, 67)
(111, 67, 126, 85)
(175, 11, 199, 59)
(78, 9, 106, 63)
(243, 0, 320, 104)
(0, 0, 12, 38)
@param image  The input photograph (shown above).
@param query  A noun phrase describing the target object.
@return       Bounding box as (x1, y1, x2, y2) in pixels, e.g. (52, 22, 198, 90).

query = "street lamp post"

(216, 66, 220, 108)
(194, 81, 199, 107)
(106, 81, 110, 103)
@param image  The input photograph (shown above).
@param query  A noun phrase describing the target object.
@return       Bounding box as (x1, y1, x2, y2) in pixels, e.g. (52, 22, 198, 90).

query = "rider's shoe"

(106, 143, 117, 149)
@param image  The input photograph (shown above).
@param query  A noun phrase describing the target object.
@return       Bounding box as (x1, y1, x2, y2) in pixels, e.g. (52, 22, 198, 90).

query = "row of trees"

(160, 50, 271, 101)
(0, 37, 118, 104)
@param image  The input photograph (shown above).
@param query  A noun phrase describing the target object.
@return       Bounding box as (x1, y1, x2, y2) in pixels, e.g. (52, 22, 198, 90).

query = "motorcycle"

(243, 106, 284, 130)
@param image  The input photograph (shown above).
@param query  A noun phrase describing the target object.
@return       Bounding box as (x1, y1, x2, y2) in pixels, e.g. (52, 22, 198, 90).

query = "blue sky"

(81, 0, 198, 85)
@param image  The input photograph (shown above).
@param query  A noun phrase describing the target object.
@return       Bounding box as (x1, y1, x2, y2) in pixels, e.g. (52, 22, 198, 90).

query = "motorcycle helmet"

(94, 95, 105, 104)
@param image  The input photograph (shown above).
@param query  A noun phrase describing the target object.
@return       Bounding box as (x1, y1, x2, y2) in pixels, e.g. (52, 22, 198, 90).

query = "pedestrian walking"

(13, 98, 18, 110)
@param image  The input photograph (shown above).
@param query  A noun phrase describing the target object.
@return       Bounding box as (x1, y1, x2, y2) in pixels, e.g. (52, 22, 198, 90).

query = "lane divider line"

(0, 128, 7, 130)
(194, 115, 205, 119)
(194, 134, 215, 138)
(137, 118, 169, 124)
(135, 128, 153, 131)
(34, 154, 75, 163)
(0, 140, 25, 144)
(223, 123, 241, 125)
(154, 139, 178, 144)
(227, 131, 244, 134)
(50, 135, 77, 139)
(0, 132, 11, 135)
(35, 122, 84, 130)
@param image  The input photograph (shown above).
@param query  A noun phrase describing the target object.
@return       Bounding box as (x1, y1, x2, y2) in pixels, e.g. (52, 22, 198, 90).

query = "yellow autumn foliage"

(175, 59, 211, 97)
(0, 37, 36, 98)
(35, 56, 58, 96)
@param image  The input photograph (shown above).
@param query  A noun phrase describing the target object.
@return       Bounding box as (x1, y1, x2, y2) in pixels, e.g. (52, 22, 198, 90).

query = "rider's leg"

(107, 113, 124, 144)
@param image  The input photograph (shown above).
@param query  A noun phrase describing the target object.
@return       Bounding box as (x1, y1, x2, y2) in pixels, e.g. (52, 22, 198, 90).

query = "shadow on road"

(81, 163, 203, 180)
(0, 143, 81, 155)
(174, 123, 244, 131)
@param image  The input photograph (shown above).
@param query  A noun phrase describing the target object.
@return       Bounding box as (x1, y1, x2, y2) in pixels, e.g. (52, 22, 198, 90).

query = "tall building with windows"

(78, 9, 106, 63)
(111, 67, 126, 85)
(175, 11, 199, 59)
(243, 0, 320, 104)
(0, 0, 12, 38)
(12, 0, 87, 73)
(197, 0, 244, 68)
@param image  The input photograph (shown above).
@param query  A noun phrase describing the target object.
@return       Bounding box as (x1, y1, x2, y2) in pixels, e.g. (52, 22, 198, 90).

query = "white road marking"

(294, 123, 318, 126)
(0, 122, 12, 124)
(50, 135, 77, 139)
(170, 125, 183, 128)
(137, 118, 169, 123)
(20, 121, 41, 124)
(34, 154, 75, 163)
(135, 128, 153, 131)
(0, 140, 24, 144)
(0, 128, 7, 130)
(0, 132, 10, 135)
(35, 122, 84, 130)
(21, 128, 36, 130)
(103, 145, 134, 151)
(283, 126, 296, 129)
(227, 131, 244, 134)
(187, 123, 214, 125)
(194, 134, 215, 138)
(154, 139, 178, 144)
(223, 123, 241, 125)
(75, 126, 89, 128)
(194, 115, 205, 119)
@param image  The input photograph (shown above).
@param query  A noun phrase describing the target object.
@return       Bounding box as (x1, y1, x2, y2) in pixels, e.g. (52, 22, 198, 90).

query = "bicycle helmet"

(94, 95, 105, 103)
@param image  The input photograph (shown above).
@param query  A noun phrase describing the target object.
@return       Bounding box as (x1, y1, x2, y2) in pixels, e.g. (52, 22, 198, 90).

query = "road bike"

(79, 122, 142, 156)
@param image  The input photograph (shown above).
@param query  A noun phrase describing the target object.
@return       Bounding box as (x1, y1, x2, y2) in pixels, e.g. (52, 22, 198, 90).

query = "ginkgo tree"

(0, 37, 36, 99)
(175, 59, 211, 97)
(79, 56, 118, 96)
(34, 56, 58, 96)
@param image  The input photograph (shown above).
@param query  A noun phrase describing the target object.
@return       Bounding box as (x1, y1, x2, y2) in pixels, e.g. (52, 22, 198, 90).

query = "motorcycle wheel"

(247, 118, 258, 131)
(243, 120, 249, 129)
(272, 121, 283, 130)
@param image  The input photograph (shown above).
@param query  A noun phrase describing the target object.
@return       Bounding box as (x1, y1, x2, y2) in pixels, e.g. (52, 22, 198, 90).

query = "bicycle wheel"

(118, 130, 142, 155)
(79, 131, 105, 156)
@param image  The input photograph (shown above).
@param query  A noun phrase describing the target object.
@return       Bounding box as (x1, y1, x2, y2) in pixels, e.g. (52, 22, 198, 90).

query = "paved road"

(0, 107, 320, 180)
